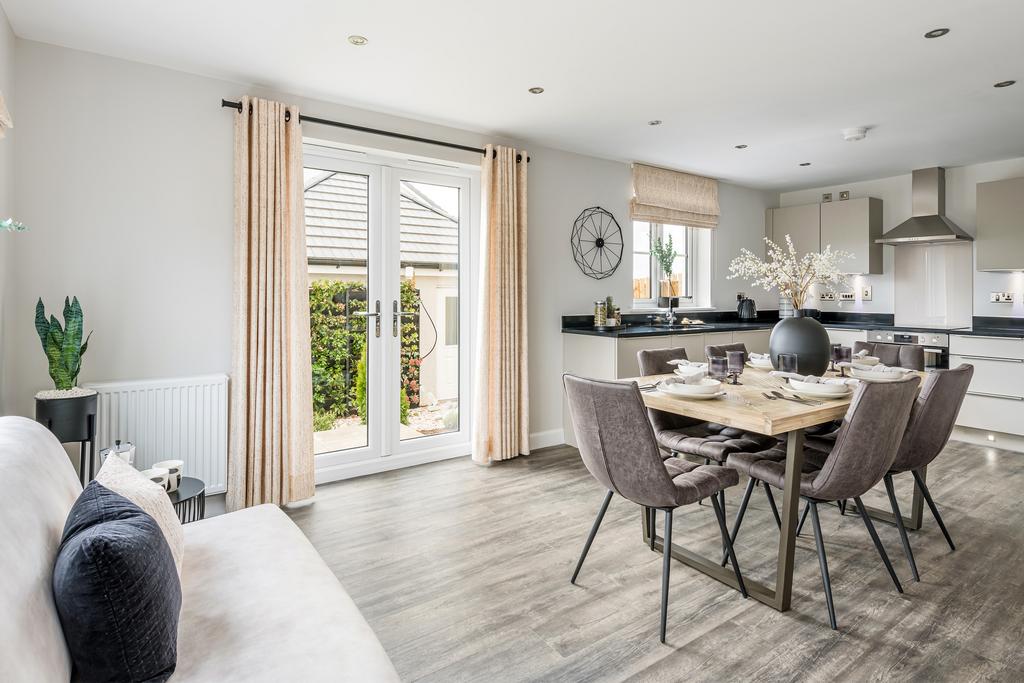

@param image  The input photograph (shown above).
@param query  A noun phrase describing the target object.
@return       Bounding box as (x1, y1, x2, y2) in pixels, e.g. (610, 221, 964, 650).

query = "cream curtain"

(227, 96, 314, 510)
(630, 163, 720, 228)
(472, 145, 529, 465)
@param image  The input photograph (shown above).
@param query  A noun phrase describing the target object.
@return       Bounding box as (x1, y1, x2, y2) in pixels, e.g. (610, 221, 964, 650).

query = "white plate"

(658, 378, 722, 395)
(746, 359, 773, 369)
(850, 368, 906, 383)
(658, 389, 727, 401)
(788, 379, 852, 397)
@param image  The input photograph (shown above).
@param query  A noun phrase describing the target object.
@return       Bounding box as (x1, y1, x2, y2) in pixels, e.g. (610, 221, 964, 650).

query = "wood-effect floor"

(285, 441, 1024, 682)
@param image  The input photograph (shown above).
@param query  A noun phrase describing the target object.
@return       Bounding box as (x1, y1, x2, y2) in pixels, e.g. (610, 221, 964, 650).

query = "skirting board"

(313, 428, 566, 485)
(952, 427, 1024, 454)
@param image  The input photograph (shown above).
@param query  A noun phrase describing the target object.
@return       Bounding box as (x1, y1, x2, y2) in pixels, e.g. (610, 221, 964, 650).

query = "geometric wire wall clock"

(570, 206, 623, 280)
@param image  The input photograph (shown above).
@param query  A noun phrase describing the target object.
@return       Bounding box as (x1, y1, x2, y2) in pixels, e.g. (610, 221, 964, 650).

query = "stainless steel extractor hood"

(875, 167, 974, 245)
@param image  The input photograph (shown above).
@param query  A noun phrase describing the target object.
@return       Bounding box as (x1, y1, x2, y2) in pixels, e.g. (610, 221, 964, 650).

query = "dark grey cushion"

(54, 482, 181, 683)
(665, 458, 740, 505)
(657, 426, 777, 463)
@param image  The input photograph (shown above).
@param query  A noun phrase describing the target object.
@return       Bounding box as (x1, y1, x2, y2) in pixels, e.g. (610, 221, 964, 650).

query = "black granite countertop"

(561, 320, 776, 338)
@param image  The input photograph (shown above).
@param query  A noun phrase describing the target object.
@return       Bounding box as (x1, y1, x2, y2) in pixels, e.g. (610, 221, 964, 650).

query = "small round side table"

(168, 477, 206, 524)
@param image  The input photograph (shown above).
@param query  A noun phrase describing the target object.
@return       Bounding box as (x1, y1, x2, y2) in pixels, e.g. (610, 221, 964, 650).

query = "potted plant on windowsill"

(33, 297, 98, 479)
(728, 236, 851, 375)
(651, 235, 678, 302)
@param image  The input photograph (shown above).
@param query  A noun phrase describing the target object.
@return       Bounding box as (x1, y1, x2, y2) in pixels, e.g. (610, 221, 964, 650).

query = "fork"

(770, 390, 823, 406)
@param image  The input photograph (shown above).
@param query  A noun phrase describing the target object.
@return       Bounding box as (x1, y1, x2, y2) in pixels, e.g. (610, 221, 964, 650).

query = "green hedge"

(310, 279, 420, 430)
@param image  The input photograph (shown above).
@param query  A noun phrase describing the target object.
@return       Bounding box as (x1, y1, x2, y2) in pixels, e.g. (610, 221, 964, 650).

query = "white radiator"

(85, 374, 230, 494)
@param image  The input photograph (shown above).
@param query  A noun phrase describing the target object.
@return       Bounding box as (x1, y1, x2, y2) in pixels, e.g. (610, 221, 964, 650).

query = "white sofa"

(0, 416, 399, 682)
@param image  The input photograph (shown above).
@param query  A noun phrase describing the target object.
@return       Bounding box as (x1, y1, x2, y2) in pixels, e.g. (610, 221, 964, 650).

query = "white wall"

(3, 38, 779, 448)
(0, 8, 16, 412)
(780, 156, 1024, 319)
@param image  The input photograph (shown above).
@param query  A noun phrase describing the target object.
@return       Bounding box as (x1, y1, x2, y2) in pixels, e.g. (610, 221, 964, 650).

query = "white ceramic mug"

(140, 468, 170, 491)
(152, 460, 184, 492)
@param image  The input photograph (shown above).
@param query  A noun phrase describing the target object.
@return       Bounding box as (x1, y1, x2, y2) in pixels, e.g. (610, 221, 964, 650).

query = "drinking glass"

(727, 350, 746, 385)
(837, 346, 852, 376)
(709, 356, 728, 379)
(830, 344, 843, 371)
(778, 353, 798, 374)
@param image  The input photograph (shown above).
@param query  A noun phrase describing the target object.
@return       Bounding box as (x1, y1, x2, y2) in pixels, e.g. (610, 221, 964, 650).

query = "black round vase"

(769, 312, 831, 376)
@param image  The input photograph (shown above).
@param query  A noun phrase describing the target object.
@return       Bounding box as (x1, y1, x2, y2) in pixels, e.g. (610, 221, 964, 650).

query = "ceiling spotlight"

(994, 80, 1016, 88)
(528, 86, 545, 94)
(842, 127, 868, 141)
(648, 120, 663, 126)
(799, 162, 812, 167)
(924, 28, 949, 39)
(734, 144, 748, 149)
(347, 35, 368, 46)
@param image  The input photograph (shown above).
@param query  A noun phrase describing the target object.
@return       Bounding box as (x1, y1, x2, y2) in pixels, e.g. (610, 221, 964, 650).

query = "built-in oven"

(864, 329, 951, 370)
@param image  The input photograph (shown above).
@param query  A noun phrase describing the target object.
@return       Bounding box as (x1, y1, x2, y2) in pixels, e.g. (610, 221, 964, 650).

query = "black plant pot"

(769, 312, 831, 376)
(35, 391, 98, 485)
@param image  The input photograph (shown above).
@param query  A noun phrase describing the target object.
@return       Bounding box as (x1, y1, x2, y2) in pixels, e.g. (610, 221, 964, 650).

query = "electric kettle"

(737, 297, 757, 320)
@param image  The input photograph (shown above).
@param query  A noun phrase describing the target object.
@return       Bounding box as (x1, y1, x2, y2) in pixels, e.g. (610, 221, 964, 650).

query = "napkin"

(770, 371, 860, 386)
(854, 348, 869, 358)
(839, 362, 913, 374)
(666, 358, 707, 368)
(673, 365, 706, 384)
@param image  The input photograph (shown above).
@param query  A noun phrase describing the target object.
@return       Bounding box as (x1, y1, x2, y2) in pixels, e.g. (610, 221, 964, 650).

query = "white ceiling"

(3, 0, 1022, 190)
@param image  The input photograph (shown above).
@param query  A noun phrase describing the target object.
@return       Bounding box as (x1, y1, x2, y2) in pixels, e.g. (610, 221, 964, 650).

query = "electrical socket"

(861, 286, 873, 301)
(819, 291, 836, 302)
(990, 292, 1014, 303)
(838, 292, 856, 301)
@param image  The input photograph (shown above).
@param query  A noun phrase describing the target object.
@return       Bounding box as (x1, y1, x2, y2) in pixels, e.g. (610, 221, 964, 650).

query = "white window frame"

(633, 222, 698, 308)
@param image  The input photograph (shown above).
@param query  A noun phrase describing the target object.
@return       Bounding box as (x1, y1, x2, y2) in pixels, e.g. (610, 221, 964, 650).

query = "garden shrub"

(309, 278, 420, 431)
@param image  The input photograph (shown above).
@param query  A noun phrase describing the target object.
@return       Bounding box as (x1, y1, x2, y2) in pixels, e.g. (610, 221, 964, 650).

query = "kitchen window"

(632, 221, 699, 307)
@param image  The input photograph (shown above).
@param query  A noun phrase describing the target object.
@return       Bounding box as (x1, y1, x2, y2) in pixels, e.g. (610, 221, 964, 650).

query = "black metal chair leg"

(883, 474, 920, 581)
(660, 509, 674, 643)
(721, 476, 756, 566)
(795, 501, 810, 537)
(809, 501, 837, 630)
(571, 490, 614, 585)
(912, 469, 955, 551)
(711, 495, 748, 598)
(648, 506, 656, 550)
(853, 496, 904, 594)
(838, 499, 847, 515)
(763, 482, 782, 529)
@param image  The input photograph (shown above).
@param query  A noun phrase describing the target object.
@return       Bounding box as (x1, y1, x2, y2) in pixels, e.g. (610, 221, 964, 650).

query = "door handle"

(353, 300, 381, 337)
(393, 300, 417, 337)
(966, 391, 1024, 401)
(956, 355, 1024, 363)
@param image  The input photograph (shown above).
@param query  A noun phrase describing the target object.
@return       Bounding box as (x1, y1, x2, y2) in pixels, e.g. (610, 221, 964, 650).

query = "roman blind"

(630, 163, 720, 229)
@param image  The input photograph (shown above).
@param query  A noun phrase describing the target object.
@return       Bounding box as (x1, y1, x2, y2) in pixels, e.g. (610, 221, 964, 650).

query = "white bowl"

(850, 368, 905, 383)
(789, 379, 851, 397)
(746, 358, 773, 369)
(658, 378, 722, 396)
(853, 356, 880, 366)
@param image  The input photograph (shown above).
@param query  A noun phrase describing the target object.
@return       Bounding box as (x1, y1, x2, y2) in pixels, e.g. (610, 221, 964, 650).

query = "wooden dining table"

(627, 365, 927, 613)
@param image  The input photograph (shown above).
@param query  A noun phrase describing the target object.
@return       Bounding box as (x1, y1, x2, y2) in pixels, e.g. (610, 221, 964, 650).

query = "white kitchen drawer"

(949, 354, 1024, 397)
(956, 391, 1024, 434)
(732, 329, 771, 354)
(825, 328, 866, 348)
(950, 334, 1024, 360)
(672, 334, 707, 363)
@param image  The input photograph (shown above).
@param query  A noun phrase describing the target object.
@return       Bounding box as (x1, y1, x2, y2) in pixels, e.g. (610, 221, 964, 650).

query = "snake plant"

(34, 297, 92, 390)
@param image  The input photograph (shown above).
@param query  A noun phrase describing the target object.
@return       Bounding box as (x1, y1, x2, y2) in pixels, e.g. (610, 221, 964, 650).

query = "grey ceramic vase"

(769, 311, 831, 375)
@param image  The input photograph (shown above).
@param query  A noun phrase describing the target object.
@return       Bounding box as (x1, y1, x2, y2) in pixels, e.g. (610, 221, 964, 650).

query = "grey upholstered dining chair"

(705, 341, 748, 362)
(725, 375, 921, 629)
(853, 341, 925, 371)
(562, 374, 747, 643)
(637, 347, 779, 520)
(804, 365, 973, 582)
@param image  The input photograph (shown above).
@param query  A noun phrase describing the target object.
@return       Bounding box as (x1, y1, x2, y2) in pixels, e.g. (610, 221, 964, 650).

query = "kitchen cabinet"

(950, 334, 1024, 435)
(561, 327, 773, 446)
(766, 203, 820, 256)
(976, 177, 1024, 271)
(824, 327, 865, 347)
(820, 198, 883, 274)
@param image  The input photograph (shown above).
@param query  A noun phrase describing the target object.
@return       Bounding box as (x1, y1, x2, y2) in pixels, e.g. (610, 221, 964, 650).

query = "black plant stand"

(35, 392, 98, 486)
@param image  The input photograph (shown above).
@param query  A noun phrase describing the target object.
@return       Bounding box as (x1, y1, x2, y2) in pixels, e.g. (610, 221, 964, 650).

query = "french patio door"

(304, 148, 472, 469)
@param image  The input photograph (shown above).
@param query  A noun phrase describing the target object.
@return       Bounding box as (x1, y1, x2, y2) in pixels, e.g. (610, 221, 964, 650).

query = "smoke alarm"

(842, 127, 868, 142)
